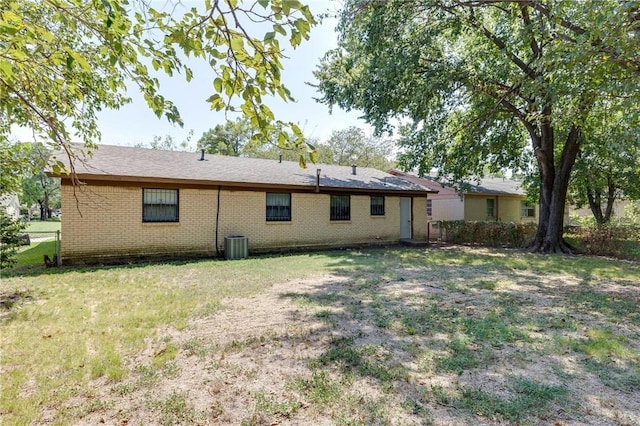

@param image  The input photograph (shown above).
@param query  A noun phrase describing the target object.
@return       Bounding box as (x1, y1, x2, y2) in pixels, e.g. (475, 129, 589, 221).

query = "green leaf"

(264, 31, 276, 42)
(206, 94, 225, 111)
(282, 0, 300, 15)
(39, 29, 55, 43)
(213, 77, 223, 92)
(309, 149, 318, 164)
(1, 10, 22, 24)
(294, 18, 310, 35)
(0, 60, 14, 80)
(72, 53, 91, 72)
(273, 24, 286, 36)
(290, 31, 302, 47)
(230, 35, 244, 52)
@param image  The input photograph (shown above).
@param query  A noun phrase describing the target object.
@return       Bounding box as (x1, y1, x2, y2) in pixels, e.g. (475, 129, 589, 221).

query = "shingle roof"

(388, 170, 524, 196)
(58, 144, 435, 194)
(460, 177, 525, 195)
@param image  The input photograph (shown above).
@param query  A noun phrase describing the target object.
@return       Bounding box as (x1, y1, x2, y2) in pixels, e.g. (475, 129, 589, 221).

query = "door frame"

(400, 197, 412, 239)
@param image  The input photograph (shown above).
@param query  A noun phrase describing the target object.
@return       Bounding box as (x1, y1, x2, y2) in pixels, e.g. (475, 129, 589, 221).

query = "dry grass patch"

(2, 247, 639, 425)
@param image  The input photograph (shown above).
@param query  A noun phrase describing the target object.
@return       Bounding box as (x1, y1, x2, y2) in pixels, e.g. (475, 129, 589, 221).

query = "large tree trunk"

(586, 185, 605, 224)
(38, 192, 50, 221)
(528, 124, 581, 253)
(585, 174, 616, 224)
(603, 176, 616, 223)
(38, 200, 46, 221)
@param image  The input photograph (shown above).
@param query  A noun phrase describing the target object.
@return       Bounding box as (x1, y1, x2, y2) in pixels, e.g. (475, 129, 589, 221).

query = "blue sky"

(12, 1, 369, 150)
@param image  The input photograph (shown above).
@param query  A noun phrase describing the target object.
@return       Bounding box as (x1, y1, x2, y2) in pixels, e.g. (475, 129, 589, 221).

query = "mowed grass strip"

(24, 219, 61, 234)
(1, 247, 639, 425)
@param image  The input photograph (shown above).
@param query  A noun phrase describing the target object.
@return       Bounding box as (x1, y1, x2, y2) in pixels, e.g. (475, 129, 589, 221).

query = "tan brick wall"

(62, 184, 428, 261)
(216, 191, 406, 251)
(61, 185, 217, 259)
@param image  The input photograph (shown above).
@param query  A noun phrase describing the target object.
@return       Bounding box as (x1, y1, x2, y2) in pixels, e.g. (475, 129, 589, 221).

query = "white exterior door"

(400, 197, 412, 239)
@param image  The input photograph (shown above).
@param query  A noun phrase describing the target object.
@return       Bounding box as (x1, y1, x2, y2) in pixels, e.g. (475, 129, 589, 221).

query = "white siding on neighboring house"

(0, 193, 21, 220)
(433, 198, 464, 221)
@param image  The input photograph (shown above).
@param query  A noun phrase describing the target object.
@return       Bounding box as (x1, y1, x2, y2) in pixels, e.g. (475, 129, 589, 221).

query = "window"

(330, 195, 350, 221)
(486, 199, 495, 218)
(370, 196, 385, 216)
(143, 188, 178, 222)
(521, 201, 535, 218)
(427, 199, 433, 217)
(266, 193, 291, 221)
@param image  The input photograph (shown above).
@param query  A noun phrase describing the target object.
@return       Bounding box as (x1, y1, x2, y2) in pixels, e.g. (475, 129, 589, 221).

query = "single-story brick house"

(54, 145, 435, 263)
(388, 170, 538, 238)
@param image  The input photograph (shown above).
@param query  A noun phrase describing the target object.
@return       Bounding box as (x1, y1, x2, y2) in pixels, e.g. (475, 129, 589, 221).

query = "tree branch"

(520, 3, 541, 60)
(532, 2, 640, 73)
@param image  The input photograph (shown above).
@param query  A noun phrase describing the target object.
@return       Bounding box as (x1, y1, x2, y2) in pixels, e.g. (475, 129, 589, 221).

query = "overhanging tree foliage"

(0, 0, 316, 173)
(313, 0, 640, 253)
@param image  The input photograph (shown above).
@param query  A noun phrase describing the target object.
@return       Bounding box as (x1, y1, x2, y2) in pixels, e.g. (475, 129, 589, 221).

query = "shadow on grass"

(3, 245, 638, 424)
(275, 246, 639, 424)
(0, 289, 33, 310)
(3, 246, 226, 279)
(5, 242, 638, 280)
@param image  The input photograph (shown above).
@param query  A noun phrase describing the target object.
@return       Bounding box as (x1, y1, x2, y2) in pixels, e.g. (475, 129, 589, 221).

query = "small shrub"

(0, 211, 26, 268)
(565, 224, 640, 260)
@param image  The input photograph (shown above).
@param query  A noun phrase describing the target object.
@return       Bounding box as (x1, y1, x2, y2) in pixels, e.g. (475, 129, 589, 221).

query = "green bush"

(440, 221, 537, 248)
(1, 210, 27, 269)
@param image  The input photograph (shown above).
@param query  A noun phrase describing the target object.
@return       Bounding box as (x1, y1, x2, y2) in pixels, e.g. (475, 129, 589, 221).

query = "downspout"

(215, 185, 221, 257)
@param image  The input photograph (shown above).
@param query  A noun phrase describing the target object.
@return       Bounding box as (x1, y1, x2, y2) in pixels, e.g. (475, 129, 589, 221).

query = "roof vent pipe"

(199, 149, 205, 161)
(315, 169, 321, 192)
(352, 165, 357, 175)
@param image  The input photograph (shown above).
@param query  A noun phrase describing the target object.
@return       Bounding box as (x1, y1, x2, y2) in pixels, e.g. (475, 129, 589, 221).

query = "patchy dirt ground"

(76, 248, 640, 426)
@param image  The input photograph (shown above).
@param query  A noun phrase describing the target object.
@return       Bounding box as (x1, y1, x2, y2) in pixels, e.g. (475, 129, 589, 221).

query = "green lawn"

(25, 219, 61, 234)
(1, 247, 639, 425)
(12, 240, 58, 271)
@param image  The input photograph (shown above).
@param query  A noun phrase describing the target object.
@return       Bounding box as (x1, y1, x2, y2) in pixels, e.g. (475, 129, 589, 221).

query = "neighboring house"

(0, 193, 21, 220)
(388, 170, 538, 238)
(568, 199, 631, 223)
(52, 145, 435, 263)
